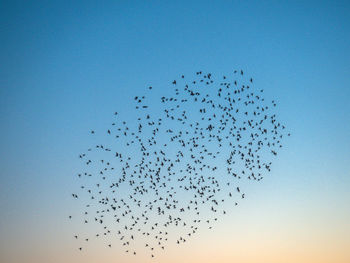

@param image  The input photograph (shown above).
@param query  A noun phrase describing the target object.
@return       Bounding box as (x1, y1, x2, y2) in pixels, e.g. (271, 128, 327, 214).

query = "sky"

(1, 1, 350, 263)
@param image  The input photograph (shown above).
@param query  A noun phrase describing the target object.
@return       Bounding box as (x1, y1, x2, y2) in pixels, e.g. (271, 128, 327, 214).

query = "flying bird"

(71, 69, 290, 258)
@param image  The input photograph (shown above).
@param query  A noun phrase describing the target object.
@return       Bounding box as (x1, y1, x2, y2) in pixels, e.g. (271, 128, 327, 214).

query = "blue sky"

(1, 1, 350, 262)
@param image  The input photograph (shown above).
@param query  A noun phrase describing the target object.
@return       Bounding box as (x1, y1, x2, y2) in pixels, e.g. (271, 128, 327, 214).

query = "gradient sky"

(1, 1, 350, 263)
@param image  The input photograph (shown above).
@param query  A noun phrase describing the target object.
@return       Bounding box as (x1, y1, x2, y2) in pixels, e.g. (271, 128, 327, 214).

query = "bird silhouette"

(71, 69, 290, 258)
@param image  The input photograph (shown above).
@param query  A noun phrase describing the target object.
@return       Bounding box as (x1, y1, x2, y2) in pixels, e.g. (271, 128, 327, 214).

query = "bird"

(71, 69, 290, 257)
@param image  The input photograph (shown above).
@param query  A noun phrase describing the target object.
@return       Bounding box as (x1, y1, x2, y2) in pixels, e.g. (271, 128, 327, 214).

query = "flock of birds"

(70, 70, 290, 258)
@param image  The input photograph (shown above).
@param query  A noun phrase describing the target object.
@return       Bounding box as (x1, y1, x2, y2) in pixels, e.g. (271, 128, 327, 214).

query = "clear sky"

(1, 1, 350, 263)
